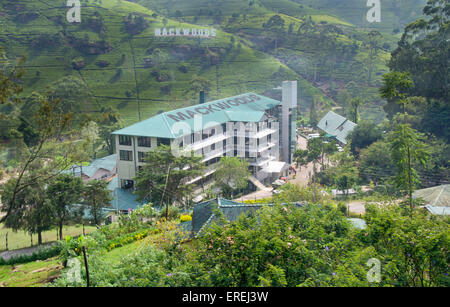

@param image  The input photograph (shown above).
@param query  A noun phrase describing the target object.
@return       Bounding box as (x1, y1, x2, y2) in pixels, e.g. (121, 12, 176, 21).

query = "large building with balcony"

(112, 81, 298, 192)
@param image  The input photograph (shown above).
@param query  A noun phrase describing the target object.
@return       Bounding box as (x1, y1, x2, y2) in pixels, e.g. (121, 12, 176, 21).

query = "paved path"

(0, 242, 57, 262)
(234, 187, 274, 202)
(287, 136, 321, 187)
(348, 201, 366, 216)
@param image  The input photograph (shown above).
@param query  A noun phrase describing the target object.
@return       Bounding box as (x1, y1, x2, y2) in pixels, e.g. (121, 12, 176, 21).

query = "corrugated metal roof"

(424, 205, 450, 216)
(413, 185, 450, 207)
(110, 188, 141, 212)
(317, 111, 357, 144)
(112, 93, 281, 139)
(82, 154, 117, 178)
(191, 199, 307, 237)
(348, 218, 367, 230)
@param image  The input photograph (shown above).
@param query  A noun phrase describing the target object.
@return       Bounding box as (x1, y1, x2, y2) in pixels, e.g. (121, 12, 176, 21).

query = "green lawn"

(102, 241, 146, 264)
(0, 224, 97, 252)
(0, 258, 62, 287)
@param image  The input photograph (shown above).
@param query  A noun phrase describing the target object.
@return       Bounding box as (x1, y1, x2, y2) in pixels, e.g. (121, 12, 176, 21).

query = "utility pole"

(162, 164, 172, 220)
(82, 246, 90, 287)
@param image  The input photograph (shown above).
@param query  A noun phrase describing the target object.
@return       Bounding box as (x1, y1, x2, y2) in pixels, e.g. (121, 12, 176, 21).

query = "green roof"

(112, 93, 280, 139)
(413, 185, 450, 207)
(317, 111, 357, 144)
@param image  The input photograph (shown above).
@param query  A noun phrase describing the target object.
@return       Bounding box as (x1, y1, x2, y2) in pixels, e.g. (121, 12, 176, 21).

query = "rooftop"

(317, 111, 357, 145)
(413, 184, 450, 208)
(112, 93, 281, 139)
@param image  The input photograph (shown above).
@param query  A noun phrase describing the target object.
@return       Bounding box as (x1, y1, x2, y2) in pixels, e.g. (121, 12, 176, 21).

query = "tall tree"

(214, 157, 251, 198)
(1, 176, 53, 245)
(348, 120, 382, 157)
(380, 71, 414, 120)
(46, 174, 84, 239)
(389, 0, 449, 102)
(347, 97, 364, 124)
(0, 93, 81, 224)
(388, 123, 430, 210)
(366, 30, 382, 86)
(97, 106, 123, 155)
(134, 145, 205, 209)
(83, 180, 112, 226)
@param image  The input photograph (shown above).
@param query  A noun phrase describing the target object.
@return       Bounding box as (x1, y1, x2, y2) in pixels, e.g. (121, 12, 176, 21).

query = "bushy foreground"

(52, 204, 449, 287)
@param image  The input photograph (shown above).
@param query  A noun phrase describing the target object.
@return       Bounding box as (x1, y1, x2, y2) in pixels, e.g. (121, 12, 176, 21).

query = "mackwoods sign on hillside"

(154, 28, 217, 38)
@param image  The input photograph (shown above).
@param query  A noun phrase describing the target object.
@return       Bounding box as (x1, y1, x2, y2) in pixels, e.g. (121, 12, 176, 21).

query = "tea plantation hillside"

(0, 0, 329, 126)
(0, 0, 427, 125)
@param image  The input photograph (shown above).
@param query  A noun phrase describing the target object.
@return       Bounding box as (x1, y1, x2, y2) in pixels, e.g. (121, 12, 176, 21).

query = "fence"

(0, 224, 96, 252)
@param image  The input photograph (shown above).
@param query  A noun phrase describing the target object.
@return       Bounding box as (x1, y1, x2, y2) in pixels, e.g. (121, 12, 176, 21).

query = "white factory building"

(112, 81, 298, 192)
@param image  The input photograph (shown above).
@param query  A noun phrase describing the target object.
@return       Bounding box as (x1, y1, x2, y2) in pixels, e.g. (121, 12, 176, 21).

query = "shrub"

(180, 215, 192, 223)
(0, 244, 62, 266)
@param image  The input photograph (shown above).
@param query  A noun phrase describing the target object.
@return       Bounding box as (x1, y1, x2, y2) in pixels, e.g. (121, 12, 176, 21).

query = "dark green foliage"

(134, 145, 205, 207)
(348, 120, 383, 157)
(83, 180, 112, 226)
(0, 244, 62, 266)
(46, 174, 84, 239)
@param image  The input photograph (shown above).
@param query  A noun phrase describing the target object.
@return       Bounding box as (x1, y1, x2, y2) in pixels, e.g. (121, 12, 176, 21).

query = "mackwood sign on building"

(112, 81, 298, 190)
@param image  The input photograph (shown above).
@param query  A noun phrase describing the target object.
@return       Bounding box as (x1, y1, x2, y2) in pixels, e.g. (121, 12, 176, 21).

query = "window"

(157, 138, 171, 146)
(138, 152, 145, 163)
(222, 123, 227, 133)
(211, 143, 216, 151)
(138, 137, 151, 147)
(119, 135, 132, 146)
(120, 150, 133, 161)
(121, 179, 134, 189)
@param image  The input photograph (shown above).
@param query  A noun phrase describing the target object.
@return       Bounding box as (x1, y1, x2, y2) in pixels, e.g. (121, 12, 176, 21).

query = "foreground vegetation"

(49, 203, 449, 287)
(0, 224, 96, 252)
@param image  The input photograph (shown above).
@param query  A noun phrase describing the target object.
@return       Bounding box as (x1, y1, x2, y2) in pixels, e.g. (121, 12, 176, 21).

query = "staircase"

(249, 175, 268, 191)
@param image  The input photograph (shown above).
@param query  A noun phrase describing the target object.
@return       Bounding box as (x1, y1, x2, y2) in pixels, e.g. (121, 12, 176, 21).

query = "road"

(235, 136, 317, 202)
(287, 135, 320, 187)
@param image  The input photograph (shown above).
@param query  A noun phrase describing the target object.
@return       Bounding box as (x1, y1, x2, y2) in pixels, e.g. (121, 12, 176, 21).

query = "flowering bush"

(180, 214, 192, 222)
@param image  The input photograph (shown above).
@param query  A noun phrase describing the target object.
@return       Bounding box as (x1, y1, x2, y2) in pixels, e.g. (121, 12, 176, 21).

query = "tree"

(294, 149, 308, 170)
(389, 0, 449, 102)
(134, 145, 205, 212)
(359, 141, 394, 183)
(214, 157, 251, 198)
(0, 93, 83, 224)
(380, 72, 414, 120)
(83, 180, 112, 226)
(150, 48, 168, 73)
(347, 120, 382, 157)
(309, 98, 318, 127)
(366, 30, 382, 86)
(388, 123, 430, 211)
(97, 107, 123, 155)
(47, 174, 84, 239)
(0, 47, 24, 105)
(347, 97, 363, 124)
(336, 173, 356, 196)
(81, 121, 100, 159)
(0, 176, 53, 245)
(304, 137, 323, 202)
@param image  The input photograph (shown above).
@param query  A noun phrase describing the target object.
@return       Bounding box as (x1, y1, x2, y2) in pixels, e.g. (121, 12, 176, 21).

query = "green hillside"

(298, 0, 427, 33)
(0, 0, 428, 126)
(0, 0, 330, 126)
